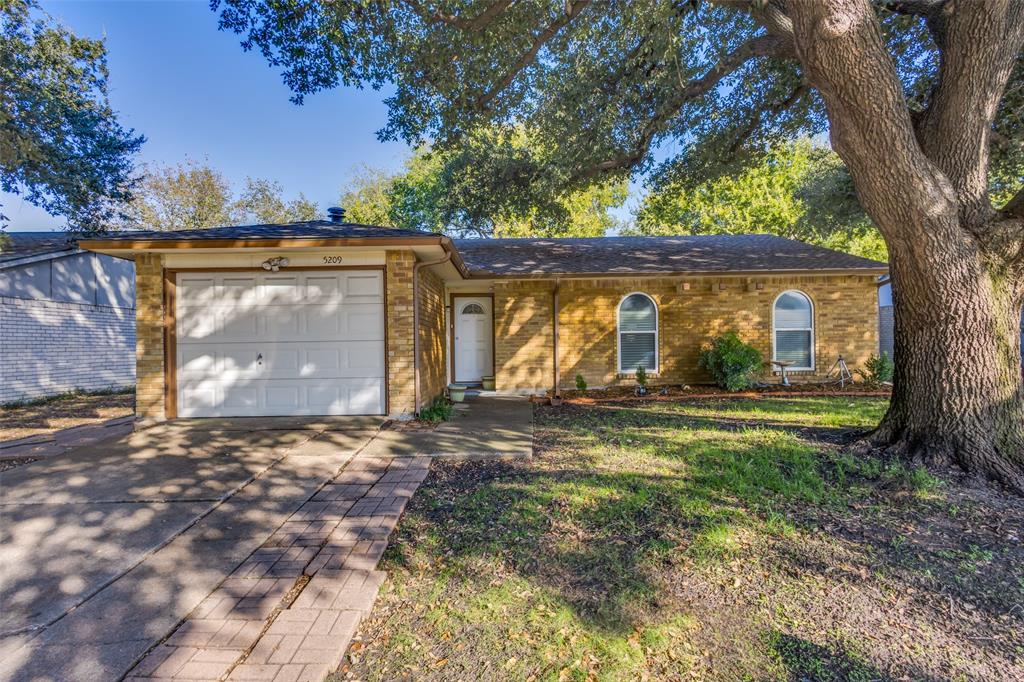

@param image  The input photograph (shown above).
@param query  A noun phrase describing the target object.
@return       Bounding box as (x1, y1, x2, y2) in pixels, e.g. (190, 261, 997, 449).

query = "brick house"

(79, 217, 886, 421)
(1, 232, 136, 403)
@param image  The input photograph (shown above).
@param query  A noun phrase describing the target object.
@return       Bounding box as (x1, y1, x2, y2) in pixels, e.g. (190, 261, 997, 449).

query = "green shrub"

(635, 365, 648, 390)
(575, 374, 588, 392)
(418, 396, 453, 423)
(698, 332, 763, 391)
(857, 352, 894, 386)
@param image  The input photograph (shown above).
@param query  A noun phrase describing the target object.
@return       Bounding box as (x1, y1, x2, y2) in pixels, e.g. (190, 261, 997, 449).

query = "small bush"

(635, 365, 648, 390)
(418, 396, 453, 423)
(574, 374, 587, 392)
(857, 352, 894, 386)
(698, 332, 763, 391)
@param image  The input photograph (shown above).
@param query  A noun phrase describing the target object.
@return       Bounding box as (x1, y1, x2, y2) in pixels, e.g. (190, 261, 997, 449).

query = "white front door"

(453, 296, 493, 384)
(175, 270, 386, 417)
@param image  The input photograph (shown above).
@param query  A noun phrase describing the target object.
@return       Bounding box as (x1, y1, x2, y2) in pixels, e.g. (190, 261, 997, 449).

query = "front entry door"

(453, 296, 493, 384)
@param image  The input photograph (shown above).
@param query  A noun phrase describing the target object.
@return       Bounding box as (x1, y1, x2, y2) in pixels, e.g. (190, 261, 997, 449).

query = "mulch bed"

(546, 383, 891, 405)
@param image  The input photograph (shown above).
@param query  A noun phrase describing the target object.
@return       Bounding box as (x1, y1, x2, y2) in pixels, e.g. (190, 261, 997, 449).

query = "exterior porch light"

(261, 257, 290, 272)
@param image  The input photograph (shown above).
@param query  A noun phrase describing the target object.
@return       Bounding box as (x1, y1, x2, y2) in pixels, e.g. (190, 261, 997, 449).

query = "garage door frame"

(163, 265, 389, 419)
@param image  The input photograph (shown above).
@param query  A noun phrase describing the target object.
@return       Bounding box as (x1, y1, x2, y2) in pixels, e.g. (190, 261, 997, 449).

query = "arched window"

(773, 290, 814, 370)
(618, 293, 658, 373)
(461, 303, 485, 315)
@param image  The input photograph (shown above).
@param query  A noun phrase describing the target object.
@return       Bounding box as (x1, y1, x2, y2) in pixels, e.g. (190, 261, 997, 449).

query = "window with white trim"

(618, 293, 658, 373)
(773, 290, 814, 370)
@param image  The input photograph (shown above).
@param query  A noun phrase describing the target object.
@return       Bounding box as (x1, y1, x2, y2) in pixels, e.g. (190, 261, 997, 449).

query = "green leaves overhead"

(340, 137, 626, 237)
(214, 1, 1020, 234)
(214, 1, 819, 192)
(634, 139, 886, 260)
(122, 160, 319, 231)
(0, 0, 144, 230)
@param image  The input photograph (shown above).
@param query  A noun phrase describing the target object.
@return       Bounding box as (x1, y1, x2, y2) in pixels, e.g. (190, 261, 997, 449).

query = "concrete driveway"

(0, 417, 383, 682)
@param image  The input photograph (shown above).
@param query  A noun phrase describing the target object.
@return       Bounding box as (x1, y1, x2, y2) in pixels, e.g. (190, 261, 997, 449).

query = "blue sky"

(5, 0, 412, 231)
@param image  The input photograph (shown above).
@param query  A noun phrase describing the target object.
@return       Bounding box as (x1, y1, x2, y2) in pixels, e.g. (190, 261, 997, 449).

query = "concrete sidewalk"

(359, 395, 533, 459)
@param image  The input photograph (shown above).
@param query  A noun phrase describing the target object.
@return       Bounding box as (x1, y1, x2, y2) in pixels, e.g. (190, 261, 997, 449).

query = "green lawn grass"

(340, 396, 1024, 682)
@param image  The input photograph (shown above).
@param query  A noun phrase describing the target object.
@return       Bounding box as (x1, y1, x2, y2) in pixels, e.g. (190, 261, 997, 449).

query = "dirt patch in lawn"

(339, 397, 1023, 682)
(0, 391, 134, 442)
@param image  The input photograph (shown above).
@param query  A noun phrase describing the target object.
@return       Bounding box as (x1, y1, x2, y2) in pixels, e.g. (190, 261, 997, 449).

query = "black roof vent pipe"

(326, 207, 346, 223)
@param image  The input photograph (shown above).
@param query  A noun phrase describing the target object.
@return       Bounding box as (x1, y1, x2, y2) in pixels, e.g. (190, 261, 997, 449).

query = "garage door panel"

(177, 379, 386, 417)
(305, 305, 383, 339)
(176, 270, 386, 417)
(261, 275, 304, 304)
(222, 384, 259, 409)
(345, 273, 384, 299)
(176, 276, 218, 306)
(221, 276, 260, 305)
(179, 343, 382, 380)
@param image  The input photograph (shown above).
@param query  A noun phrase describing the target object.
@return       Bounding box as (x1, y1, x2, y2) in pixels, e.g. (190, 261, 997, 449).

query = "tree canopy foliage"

(123, 160, 319, 231)
(340, 141, 626, 237)
(214, 1, 1020, 224)
(0, 0, 143, 230)
(634, 138, 887, 260)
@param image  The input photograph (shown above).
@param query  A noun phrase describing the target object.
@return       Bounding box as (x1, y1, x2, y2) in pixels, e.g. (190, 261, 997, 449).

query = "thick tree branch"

(725, 83, 809, 156)
(574, 34, 786, 179)
(475, 0, 591, 111)
(1005, 186, 1024, 219)
(915, 1, 1024, 231)
(711, 0, 796, 47)
(400, 0, 514, 32)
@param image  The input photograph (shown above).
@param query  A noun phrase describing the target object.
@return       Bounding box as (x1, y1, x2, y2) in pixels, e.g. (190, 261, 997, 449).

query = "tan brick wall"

(135, 253, 165, 420)
(417, 267, 447, 407)
(494, 274, 878, 392)
(494, 280, 555, 393)
(386, 250, 416, 416)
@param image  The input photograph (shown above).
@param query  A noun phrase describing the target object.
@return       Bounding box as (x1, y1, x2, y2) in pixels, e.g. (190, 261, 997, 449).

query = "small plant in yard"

(698, 332, 763, 391)
(418, 396, 452, 423)
(857, 352, 894, 386)
(634, 365, 648, 395)
(575, 374, 587, 392)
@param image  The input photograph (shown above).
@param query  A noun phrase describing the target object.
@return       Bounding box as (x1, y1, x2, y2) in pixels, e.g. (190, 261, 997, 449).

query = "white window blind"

(618, 294, 657, 372)
(773, 291, 813, 369)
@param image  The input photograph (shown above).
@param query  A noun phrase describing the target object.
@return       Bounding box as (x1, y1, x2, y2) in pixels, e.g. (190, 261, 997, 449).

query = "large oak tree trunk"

(785, 0, 1024, 491)
(877, 227, 1024, 491)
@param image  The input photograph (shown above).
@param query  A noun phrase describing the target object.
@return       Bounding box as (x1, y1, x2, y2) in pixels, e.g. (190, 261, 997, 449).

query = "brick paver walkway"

(125, 455, 430, 682)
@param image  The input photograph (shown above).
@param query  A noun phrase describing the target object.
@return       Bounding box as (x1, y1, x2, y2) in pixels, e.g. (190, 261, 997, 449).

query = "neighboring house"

(80, 216, 886, 420)
(0, 232, 136, 403)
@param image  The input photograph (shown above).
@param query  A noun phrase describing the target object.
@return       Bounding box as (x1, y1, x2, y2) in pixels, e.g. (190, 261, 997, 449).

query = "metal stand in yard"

(827, 355, 854, 388)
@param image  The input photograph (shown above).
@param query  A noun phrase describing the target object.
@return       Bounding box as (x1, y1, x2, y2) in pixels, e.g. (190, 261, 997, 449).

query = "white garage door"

(176, 270, 385, 417)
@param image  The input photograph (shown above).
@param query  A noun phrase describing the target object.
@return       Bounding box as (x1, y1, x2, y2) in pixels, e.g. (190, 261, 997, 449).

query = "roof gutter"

(412, 250, 453, 414)
(0, 249, 81, 270)
(466, 267, 889, 280)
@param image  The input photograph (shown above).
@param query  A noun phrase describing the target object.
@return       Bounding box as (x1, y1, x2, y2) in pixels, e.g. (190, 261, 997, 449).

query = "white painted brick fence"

(0, 296, 135, 404)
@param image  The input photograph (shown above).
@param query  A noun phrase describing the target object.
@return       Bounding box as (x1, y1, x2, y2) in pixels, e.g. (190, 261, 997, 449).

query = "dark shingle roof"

(452, 234, 887, 277)
(78, 221, 886, 276)
(0, 231, 79, 266)
(85, 221, 439, 242)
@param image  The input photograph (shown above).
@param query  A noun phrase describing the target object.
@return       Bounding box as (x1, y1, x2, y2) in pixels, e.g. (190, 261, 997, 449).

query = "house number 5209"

(322, 256, 344, 264)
